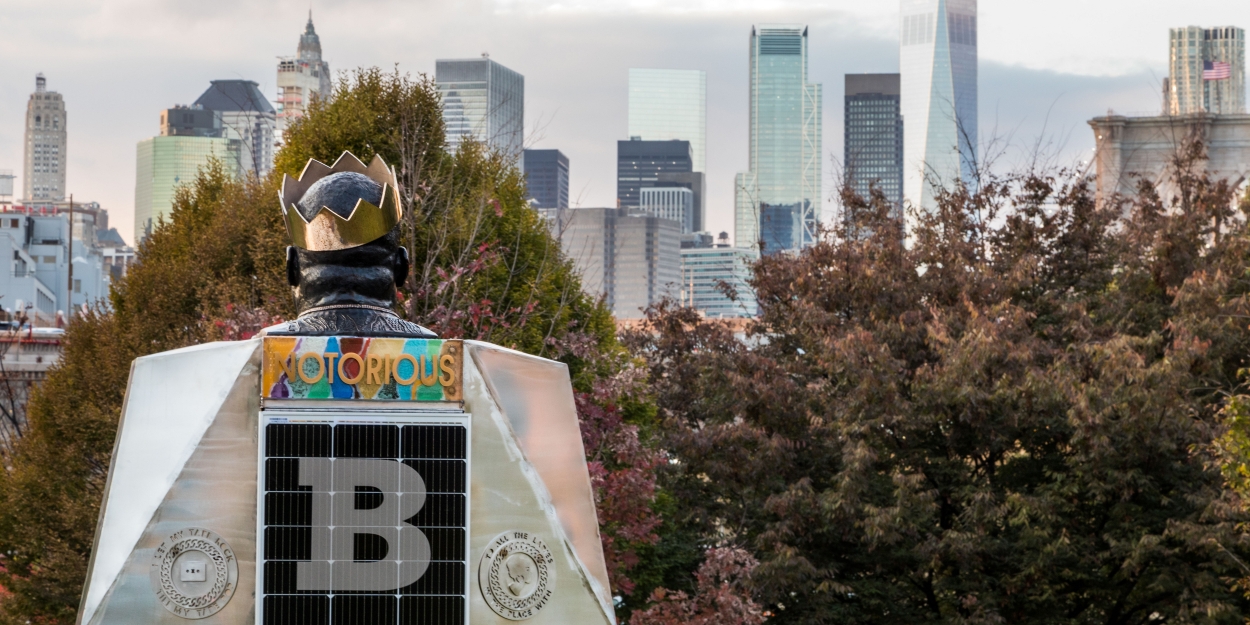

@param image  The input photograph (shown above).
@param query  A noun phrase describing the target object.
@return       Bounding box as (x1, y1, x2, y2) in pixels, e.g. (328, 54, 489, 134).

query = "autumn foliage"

(627, 152, 1250, 623)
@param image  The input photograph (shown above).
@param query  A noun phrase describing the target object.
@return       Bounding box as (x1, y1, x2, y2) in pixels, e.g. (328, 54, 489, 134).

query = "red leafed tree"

(576, 389, 663, 596)
(630, 547, 767, 625)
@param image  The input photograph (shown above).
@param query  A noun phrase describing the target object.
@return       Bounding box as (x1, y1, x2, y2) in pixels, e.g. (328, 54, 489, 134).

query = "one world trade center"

(900, 0, 977, 216)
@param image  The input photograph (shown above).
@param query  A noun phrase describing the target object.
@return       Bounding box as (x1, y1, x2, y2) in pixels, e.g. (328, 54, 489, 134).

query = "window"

(74, 279, 81, 293)
(9, 219, 17, 228)
(42, 256, 55, 264)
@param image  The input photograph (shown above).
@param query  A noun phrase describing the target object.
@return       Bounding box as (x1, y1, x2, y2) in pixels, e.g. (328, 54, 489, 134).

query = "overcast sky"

(2, 0, 1247, 245)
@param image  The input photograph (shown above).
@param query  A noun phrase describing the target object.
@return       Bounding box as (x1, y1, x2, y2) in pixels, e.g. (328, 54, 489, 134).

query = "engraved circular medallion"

(149, 528, 238, 619)
(479, 531, 555, 620)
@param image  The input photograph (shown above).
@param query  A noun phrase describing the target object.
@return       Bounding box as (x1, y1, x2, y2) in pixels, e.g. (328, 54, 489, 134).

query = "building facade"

(1167, 26, 1246, 115)
(134, 136, 240, 240)
(844, 73, 904, 216)
(628, 68, 707, 174)
(617, 139, 704, 232)
(277, 14, 333, 141)
(681, 240, 758, 318)
(0, 170, 14, 204)
(900, 0, 978, 214)
(160, 106, 221, 137)
(640, 187, 693, 233)
(614, 211, 681, 318)
(193, 80, 276, 179)
(1088, 113, 1250, 206)
(436, 58, 525, 160)
(0, 207, 109, 323)
(23, 74, 67, 202)
(546, 207, 681, 319)
(735, 25, 822, 253)
(522, 149, 569, 209)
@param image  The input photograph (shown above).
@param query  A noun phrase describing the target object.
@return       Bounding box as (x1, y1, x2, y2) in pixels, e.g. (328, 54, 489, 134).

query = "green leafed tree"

(0, 67, 626, 624)
(626, 144, 1250, 624)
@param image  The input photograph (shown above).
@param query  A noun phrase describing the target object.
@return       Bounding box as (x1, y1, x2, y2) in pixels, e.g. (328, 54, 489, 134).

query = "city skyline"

(0, 1, 1239, 245)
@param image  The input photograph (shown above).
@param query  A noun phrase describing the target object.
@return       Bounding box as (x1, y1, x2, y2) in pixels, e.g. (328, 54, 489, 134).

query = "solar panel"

(260, 411, 469, 625)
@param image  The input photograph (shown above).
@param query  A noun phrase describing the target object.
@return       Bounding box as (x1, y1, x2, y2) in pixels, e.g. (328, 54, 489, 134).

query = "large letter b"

(295, 458, 431, 591)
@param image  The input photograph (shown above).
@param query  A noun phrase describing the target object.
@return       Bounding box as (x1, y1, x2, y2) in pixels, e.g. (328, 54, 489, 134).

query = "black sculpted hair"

(286, 172, 409, 310)
(296, 171, 383, 220)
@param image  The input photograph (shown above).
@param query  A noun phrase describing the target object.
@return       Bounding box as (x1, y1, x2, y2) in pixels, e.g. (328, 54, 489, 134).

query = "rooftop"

(193, 80, 275, 114)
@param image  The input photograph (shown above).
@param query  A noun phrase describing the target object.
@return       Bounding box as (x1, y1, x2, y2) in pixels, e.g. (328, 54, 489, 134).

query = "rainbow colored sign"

(261, 336, 463, 401)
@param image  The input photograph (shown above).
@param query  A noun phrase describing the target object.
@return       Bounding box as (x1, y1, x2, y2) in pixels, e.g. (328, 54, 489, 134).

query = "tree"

(626, 154, 1250, 623)
(0, 67, 635, 624)
(631, 547, 767, 625)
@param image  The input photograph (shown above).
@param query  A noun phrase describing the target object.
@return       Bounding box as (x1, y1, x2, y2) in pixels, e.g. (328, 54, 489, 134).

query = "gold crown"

(280, 151, 403, 251)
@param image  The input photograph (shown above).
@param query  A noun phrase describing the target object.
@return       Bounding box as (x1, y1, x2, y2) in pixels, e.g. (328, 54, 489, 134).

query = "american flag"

(1203, 60, 1232, 81)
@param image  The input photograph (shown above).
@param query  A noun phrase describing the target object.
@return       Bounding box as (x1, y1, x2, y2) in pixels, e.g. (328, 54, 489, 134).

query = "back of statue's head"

(296, 172, 383, 222)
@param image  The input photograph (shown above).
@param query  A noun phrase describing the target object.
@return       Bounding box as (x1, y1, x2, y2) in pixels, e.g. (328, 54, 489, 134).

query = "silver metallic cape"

(78, 339, 615, 625)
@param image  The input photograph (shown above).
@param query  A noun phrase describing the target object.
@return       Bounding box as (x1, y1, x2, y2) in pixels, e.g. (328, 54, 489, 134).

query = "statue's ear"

(394, 246, 410, 287)
(286, 246, 300, 287)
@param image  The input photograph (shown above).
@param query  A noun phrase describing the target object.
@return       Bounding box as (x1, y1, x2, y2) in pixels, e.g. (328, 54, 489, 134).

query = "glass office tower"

(844, 73, 903, 217)
(135, 136, 240, 242)
(436, 58, 525, 160)
(900, 0, 977, 214)
(734, 25, 822, 253)
(617, 139, 705, 232)
(628, 69, 707, 174)
(1167, 26, 1245, 115)
(523, 149, 569, 209)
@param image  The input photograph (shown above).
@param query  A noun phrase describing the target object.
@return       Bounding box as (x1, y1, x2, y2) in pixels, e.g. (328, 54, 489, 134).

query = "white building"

(277, 14, 332, 141)
(681, 238, 758, 318)
(435, 58, 525, 160)
(1167, 26, 1245, 116)
(546, 207, 681, 319)
(0, 207, 109, 323)
(23, 74, 67, 202)
(640, 187, 694, 233)
(193, 80, 276, 179)
(900, 0, 978, 214)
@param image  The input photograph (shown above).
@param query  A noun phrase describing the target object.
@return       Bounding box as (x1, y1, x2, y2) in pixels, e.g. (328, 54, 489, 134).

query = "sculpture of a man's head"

(269, 151, 434, 338)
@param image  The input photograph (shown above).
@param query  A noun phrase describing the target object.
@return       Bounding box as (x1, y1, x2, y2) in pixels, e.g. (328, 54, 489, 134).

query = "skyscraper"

(523, 149, 569, 209)
(545, 207, 681, 319)
(23, 74, 68, 202)
(844, 74, 904, 216)
(628, 69, 707, 173)
(681, 240, 758, 318)
(134, 107, 241, 241)
(1167, 26, 1245, 115)
(900, 0, 977, 212)
(734, 25, 822, 253)
(435, 58, 525, 160)
(617, 139, 704, 232)
(277, 13, 332, 140)
(193, 80, 276, 179)
(640, 187, 693, 233)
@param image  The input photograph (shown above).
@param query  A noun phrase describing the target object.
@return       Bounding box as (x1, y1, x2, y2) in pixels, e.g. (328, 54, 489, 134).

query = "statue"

(78, 151, 615, 625)
(267, 151, 435, 337)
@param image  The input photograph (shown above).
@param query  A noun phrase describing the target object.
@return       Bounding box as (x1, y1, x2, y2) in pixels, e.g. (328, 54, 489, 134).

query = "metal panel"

(467, 343, 613, 615)
(80, 339, 261, 625)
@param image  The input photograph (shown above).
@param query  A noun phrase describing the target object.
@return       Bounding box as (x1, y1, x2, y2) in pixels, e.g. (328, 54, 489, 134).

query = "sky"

(1, 0, 1247, 245)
